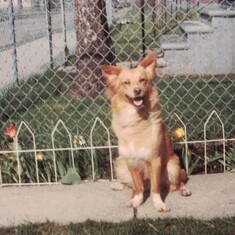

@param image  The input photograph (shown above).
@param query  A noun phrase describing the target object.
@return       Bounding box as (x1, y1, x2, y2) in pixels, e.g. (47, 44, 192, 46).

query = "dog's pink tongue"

(134, 99, 143, 107)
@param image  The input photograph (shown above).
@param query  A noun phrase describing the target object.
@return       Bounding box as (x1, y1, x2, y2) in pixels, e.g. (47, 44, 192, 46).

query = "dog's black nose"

(133, 87, 141, 96)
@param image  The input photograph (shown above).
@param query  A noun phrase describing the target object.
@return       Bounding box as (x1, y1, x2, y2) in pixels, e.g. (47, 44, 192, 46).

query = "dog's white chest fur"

(113, 108, 161, 163)
(111, 91, 163, 165)
(119, 139, 153, 160)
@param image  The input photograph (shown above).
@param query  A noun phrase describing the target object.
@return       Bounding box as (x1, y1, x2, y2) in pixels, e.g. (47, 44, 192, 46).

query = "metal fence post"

(46, 0, 53, 69)
(140, 0, 146, 56)
(8, 0, 19, 85)
(60, 0, 69, 64)
(106, 0, 112, 26)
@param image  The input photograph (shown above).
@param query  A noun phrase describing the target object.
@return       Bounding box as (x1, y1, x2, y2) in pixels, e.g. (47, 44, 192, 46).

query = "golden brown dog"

(100, 51, 191, 212)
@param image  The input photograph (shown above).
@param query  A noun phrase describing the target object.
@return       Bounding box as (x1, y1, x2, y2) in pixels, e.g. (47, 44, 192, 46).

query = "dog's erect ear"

(100, 65, 121, 82)
(138, 51, 157, 80)
(100, 65, 122, 97)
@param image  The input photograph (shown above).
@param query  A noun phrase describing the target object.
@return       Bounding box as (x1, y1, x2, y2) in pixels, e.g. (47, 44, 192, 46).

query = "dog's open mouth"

(126, 95, 144, 107)
(133, 97, 143, 107)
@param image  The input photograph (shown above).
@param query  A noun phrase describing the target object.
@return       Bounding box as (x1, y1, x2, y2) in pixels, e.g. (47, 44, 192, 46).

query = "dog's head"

(100, 51, 157, 108)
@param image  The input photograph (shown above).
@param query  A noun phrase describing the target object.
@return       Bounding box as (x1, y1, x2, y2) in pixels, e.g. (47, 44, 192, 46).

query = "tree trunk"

(154, 0, 165, 15)
(70, 0, 115, 99)
(18, 0, 23, 10)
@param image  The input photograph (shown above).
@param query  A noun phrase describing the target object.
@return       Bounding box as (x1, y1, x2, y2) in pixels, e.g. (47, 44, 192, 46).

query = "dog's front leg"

(126, 163, 144, 208)
(147, 157, 170, 212)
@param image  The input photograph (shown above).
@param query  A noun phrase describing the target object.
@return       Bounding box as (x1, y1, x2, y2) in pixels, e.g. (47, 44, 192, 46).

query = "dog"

(100, 51, 191, 212)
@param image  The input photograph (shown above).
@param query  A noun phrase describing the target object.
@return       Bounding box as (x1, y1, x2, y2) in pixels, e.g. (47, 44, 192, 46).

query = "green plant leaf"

(60, 167, 82, 185)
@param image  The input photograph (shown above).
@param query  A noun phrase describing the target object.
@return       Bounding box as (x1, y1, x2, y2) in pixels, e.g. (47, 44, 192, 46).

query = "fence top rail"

(0, 138, 234, 155)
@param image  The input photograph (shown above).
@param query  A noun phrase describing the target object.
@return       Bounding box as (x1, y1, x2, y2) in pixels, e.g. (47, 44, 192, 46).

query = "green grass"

(0, 69, 234, 182)
(111, 8, 198, 62)
(1, 71, 234, 143)
(0, 70, 114, 182)
(156, 75, 235, 140)
(0, 70, 112, 142)
(0, 217, 234, 235)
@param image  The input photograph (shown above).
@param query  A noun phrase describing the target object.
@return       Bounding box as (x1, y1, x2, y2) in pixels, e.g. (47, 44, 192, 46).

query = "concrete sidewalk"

(0, 173, 234, 227)
(0, 30, 76, 89)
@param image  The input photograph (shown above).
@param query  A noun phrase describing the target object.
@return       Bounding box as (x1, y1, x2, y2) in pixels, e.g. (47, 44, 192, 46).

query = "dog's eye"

(123, 80, 130, 85)
(139, 78, 146, 83)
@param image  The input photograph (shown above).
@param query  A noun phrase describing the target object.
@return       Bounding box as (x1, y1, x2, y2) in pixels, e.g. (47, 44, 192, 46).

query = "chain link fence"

(0, 0, 234, 185)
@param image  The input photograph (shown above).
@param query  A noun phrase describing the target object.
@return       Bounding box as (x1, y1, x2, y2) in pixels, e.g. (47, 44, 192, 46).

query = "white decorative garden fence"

(0, 110, 234, 187)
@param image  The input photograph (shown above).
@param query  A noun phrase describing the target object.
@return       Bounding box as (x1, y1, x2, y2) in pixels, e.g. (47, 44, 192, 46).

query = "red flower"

(4, 123, 17, 139)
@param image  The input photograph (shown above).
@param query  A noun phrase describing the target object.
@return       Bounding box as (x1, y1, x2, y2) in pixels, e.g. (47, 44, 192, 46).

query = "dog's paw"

(126, 193, 143, 209)
(152, 193, 170, 212)
(111, 182, 125, 190)
(154, 202, 171, 212)
(179, 186, 192, 197)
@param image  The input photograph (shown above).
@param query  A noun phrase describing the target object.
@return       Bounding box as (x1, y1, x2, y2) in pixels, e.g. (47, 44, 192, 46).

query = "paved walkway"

(0, 173, 234, 226)
(0, 30, 76, 89)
